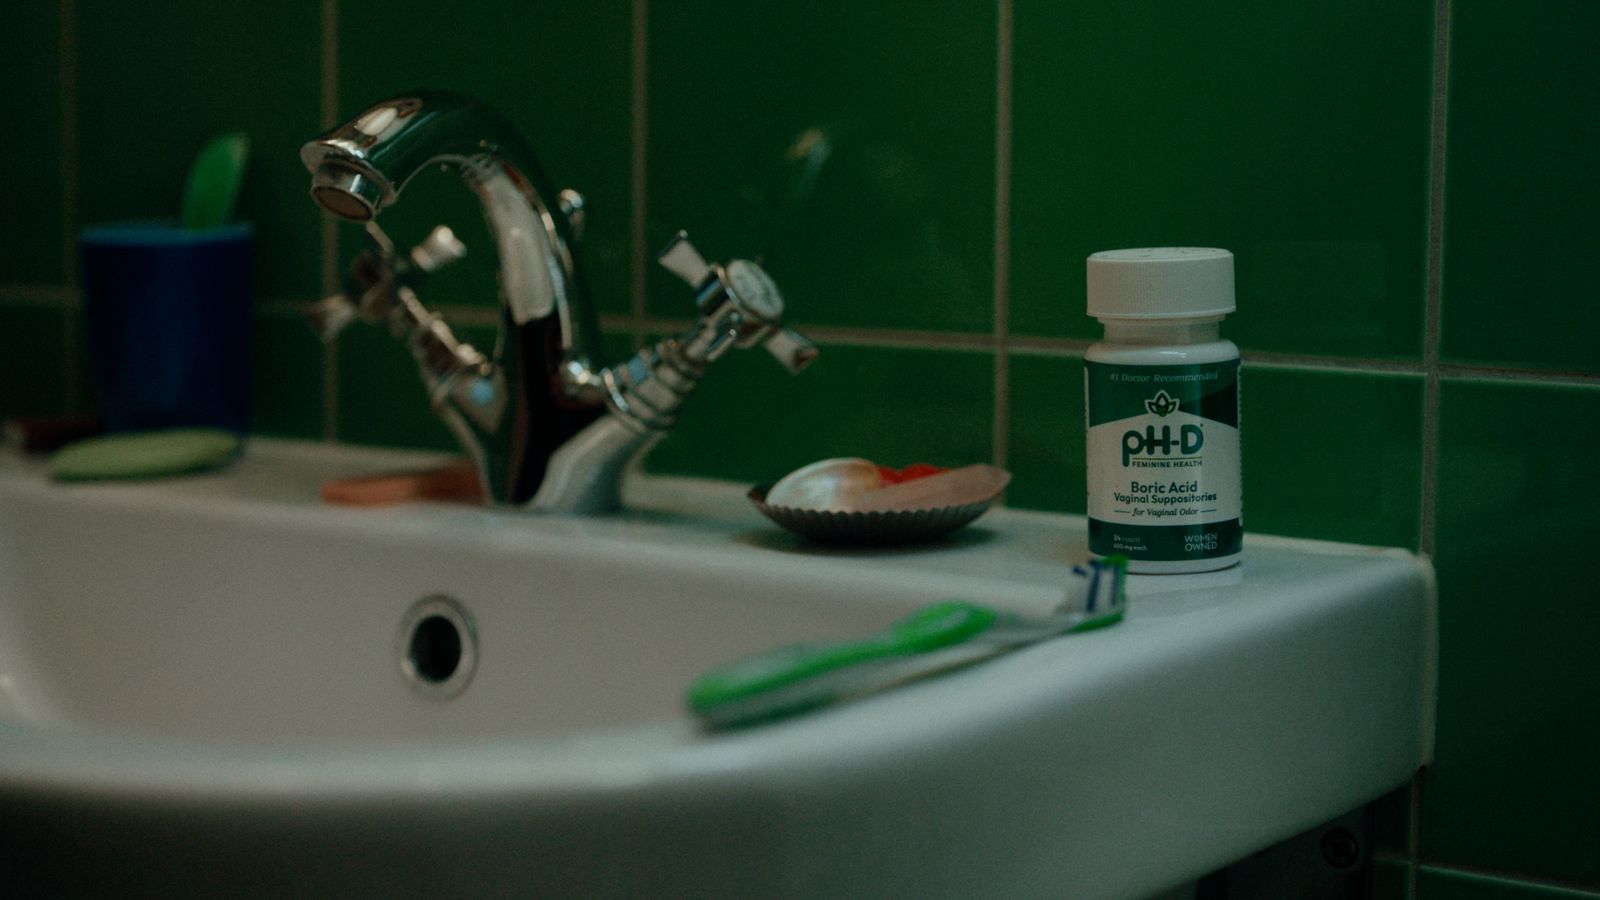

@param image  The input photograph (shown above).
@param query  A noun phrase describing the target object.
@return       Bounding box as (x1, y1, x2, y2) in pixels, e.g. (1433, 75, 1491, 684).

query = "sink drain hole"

(397, 595, 478, 699)
(409, 615, 463, 683)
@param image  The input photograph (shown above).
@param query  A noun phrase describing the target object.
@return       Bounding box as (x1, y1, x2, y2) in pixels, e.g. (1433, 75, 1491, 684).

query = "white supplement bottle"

(1084, 248, 1241, 573)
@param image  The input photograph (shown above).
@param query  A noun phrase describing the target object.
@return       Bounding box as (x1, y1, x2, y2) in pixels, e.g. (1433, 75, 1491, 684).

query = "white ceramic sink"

(0, 439, 1434, 898)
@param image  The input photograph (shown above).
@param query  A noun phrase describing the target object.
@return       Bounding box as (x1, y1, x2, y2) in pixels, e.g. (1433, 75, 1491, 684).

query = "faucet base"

(527, 416, 664, 514)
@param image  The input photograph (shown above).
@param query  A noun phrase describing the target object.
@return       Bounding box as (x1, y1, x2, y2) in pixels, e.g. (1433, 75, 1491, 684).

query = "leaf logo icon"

(1145, 390, 1179, 416)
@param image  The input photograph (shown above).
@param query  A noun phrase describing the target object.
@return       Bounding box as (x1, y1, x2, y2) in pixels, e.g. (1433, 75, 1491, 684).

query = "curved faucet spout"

(301, 91, 607, 505)
(302, 90, 603, 366)
(303, 92, 818, 514)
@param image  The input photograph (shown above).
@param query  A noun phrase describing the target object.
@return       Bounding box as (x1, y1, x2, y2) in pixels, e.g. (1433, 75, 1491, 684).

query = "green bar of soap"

(51, 428, 242, 482)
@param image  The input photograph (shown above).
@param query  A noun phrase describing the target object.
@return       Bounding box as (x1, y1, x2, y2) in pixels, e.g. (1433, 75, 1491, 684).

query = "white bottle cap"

(1086, 247, 1235, 320)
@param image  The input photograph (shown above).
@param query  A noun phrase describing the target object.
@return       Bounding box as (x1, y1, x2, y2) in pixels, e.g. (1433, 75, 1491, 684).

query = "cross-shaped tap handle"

(656, 231, 819, 373)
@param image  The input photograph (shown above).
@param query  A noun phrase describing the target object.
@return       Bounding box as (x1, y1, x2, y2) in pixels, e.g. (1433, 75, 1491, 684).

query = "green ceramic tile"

(646, 2, 996, 333)
(249, 310, 324, 440)
(74, 1, 323, 299)
(599, 328, 641, 366)
(1418, 867, 1600, 900)
(1004, 353, 1086, 514)
(645, 343, 994, 486)
(0, 1, 65, 283)
(1241, 367, 1423, 548)
(1440, 2, 1600, 372)
(1374, 859, 1412, 900)
(335, 322, 495, 452)
(337, 0, 634, 317)
(0, 303, 68, 419)
(1005, 360, 1424, 549)
(1010, 0, 1432, 358)
(1423, 380, 1600, 884)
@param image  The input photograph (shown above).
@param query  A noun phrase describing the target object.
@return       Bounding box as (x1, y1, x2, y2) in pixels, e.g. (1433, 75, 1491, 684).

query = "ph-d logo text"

(1123, 390, 1203, 466)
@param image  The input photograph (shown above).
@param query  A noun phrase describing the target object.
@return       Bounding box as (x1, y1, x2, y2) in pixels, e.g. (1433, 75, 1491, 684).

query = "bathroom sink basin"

(0, 439, 1433, 898)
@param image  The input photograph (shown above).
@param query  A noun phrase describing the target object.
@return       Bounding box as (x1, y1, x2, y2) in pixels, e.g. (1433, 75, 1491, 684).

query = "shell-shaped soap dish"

(749, 458, 1011, 545)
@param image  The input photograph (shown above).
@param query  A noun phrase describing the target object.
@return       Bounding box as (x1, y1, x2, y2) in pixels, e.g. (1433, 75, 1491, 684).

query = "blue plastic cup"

(79, 221, 254, 434)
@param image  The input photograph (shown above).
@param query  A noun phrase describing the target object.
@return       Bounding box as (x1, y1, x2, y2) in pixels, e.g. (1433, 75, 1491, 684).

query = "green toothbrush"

(180, 131, 250, 230)
(688, 556, 1129, 730)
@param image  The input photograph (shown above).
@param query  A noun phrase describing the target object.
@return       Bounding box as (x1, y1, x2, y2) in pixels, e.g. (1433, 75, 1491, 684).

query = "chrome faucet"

(301, 91, 817, 512)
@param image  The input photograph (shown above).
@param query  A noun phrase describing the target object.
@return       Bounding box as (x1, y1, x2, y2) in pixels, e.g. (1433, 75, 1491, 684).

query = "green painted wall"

(2, 2, 1596, 896)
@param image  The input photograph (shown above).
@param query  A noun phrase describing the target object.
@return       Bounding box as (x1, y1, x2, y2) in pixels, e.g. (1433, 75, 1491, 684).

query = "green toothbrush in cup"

(180, 131, 249, 230)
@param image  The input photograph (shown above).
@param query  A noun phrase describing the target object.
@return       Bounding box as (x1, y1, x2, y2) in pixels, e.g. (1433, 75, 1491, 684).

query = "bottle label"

(1085, 360, 1241, 561)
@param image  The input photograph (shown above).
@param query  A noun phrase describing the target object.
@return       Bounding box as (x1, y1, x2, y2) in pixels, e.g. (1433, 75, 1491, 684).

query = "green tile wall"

(249, 310, 325, 440)
(1440, 0, 1600, 372)
(1004, 353, 1087, 514)
(0, 302, 69, 419)
(0, 1, 65, 284)
(1239, 367, 1424, 548)
(1010, 0, 1434, 358)
(337, 0, 635, 318)
(1, 2, 1597, 896)
(646, 1, 997, 333)
(1005, 360, 1425, 550)
(74, 0, 324, 299)
(1426, 380, 1600, 885)
(336, 322, 497, 452)
(647, 342, 995, 486)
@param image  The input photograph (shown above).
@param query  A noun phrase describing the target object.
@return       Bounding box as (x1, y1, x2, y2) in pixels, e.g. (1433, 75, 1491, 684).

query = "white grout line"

(800, 325, 989, 352)
(58, 0, 78, 287)
(1437, 364, 1600, 387)
(630, 0, 649, 351)
(1411, 769, 1425, 857)
(1408, 762, 1420, 864)
(320, 0, 341, 442)
(429, 305, 501, 328)
(613, 312, 1576, 388)
(59, 0, 81, 412)
(1414, 863, 1600, 898)
(1419, 0, 1453, 562)
(320, 0, 339, 133)
(1007, 337, 1096, 357)
(1408, 778, 1423, 900)
(0, 285, 78, 307)
(611, 315, 1009, 352)
(1242, 353, 1428, 376)
(253, 296, 319, 316)
(992, 0, 1014, 470)
(1406, 2, 1456, 887)
(6, 281, 1597, 392)
(319, 0, 341, 297)
(1015, 341, 1435, 374)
